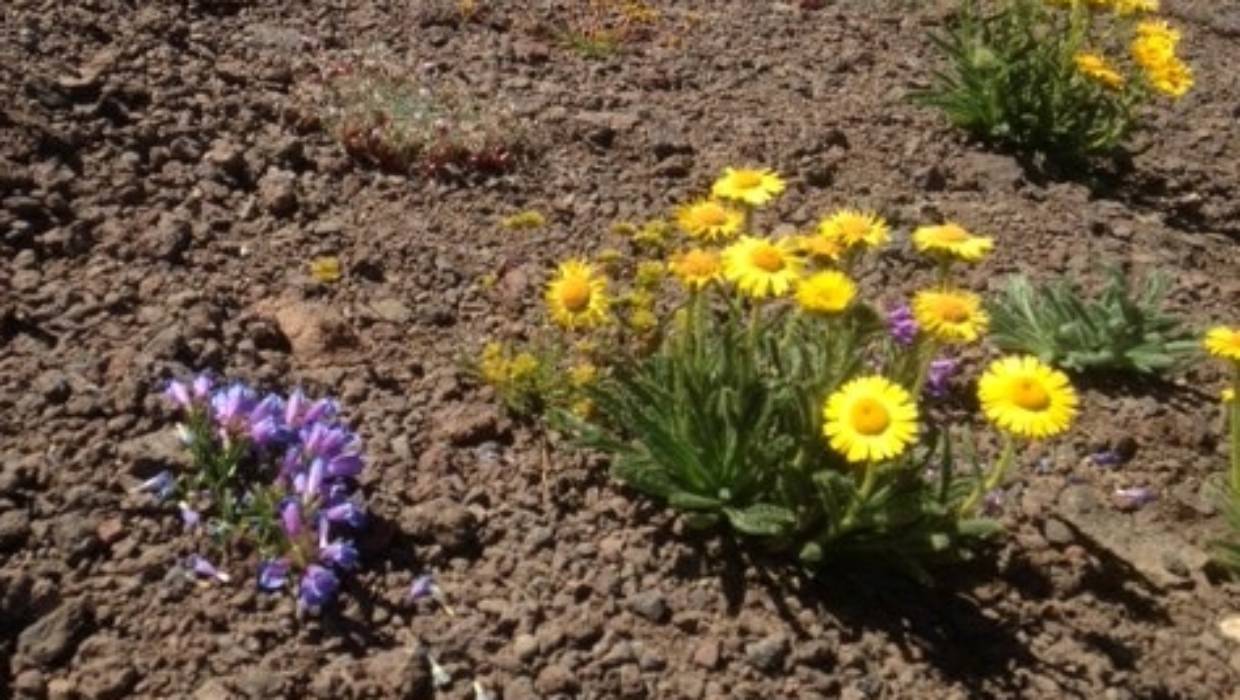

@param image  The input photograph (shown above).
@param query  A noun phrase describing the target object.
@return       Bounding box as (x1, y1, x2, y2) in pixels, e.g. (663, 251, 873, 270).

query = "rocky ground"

(2, 0, 1239, 698)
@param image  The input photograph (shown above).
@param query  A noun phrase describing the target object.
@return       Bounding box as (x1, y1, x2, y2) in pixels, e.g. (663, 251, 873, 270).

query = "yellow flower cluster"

(1132, 19, 1193, 98)
(480, 342, 540, 387)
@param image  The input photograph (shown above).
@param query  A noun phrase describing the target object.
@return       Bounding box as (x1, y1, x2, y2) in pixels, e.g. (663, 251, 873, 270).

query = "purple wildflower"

(211, 384, 258, 435)
(191, 374, 213, 400)
(409, 574, 435, 601)
(301, 423, 351, 460)
(925, 357, 958, 398)
(302, 398, 339, 426)
(887, 305, 918, 346)
(284, 389, 309, 428)
(134, 470, 176, 501)
(258, 559, 291, 591)
(187, 554, 230, 583)
(322, 499, 366, 529)
(1114, 486, 1157, 511)
(982, 489, 1004, 516)
(326, 452, 364, 479)
(279, 499, 304, 538)
(1090, 450, 1123, 468)
(298, 564, 340, 610)
(179, 501, 201, 529)
(164, 380, 193, 410)
(320, 539, 359, 570)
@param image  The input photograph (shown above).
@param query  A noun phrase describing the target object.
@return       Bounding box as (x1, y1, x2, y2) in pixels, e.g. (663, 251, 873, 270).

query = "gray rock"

(371, 298, 412, 324)
(362, 648, 431, 698)
(0, 509, 32, 551)
(13, 668, 45, 699)
(513, 633, 539, 663)
(142, 216, 191, 263)
(692, 639, 721, 669)
(16, 600, 94, 668)
(626, 591, 670, 624)
(258, 169, 297, 217)
(1043, 518, 1074, 546)
(745, 634, 789, 673)
(401, 497, 479, 554)
(534, 664, 579, 696)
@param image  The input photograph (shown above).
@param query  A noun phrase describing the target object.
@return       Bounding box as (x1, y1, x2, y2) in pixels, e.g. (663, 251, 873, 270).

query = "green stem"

(1229, 364, 1240, 495)
(910, 338, 941, 397)
(841, 462, 880, 531)
(959, 434, 1016, 516)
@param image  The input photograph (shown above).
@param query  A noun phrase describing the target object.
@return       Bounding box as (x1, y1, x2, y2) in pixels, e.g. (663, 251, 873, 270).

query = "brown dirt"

(2, 1, 1239, 698)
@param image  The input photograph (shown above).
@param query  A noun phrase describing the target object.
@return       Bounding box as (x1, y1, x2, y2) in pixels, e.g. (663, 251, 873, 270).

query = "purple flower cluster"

(164, 375, 367, 613)
(925, 357, 958, 398)
(887, 305, 919, 347)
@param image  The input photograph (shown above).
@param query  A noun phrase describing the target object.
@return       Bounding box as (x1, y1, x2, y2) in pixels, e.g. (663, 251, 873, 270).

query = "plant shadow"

(664, 520, 1176, 697)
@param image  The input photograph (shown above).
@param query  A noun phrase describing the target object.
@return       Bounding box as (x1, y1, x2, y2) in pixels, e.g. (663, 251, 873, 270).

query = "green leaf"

(723, 503, 798, 537)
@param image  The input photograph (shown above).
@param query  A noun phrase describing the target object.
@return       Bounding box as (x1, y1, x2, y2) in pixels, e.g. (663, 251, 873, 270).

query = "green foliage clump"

(916, 0, 1187, 159)
(302, 54, 525, 178)
(559, 297, 1001, 577)
(986, 268, 1197, 375)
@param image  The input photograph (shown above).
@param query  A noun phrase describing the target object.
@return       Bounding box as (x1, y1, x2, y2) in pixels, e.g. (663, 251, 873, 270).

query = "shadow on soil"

(663, 521, 1179, 698)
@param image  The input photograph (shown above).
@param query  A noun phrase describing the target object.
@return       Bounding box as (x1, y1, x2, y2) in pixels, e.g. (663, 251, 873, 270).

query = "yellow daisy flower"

(545, 260, 610, 331)
(795, 271, 857, 315)
(674, 199, 744, 242)
(823, 375, 920, 463)
(818, 209, 889, 250)
(1131, 20, 1181, 72)
(911, 223, 994, 263)
(1223, 388, 1235, 404)
(978, 356, 1078, 439)
(1204, 326, 1240, 362)
(1145, 57, 1193, 98)
(721, 236, 803, 299)
(1074, 52, 1126, 90)
(793, 233, 844, 263)
(668, 248, 723, 291)
(711, 168, 786, 207)
(912, 289, 989, 343)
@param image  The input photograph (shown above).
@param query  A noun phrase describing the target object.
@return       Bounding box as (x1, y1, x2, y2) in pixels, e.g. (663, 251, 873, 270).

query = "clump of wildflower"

(501, 210, 547, 231)
(1131, 20, 1193, 98)
(162, 376, 368, 613)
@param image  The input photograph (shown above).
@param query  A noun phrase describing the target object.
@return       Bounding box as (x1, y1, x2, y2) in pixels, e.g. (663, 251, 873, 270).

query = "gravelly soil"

(2, 1, 1239, 698)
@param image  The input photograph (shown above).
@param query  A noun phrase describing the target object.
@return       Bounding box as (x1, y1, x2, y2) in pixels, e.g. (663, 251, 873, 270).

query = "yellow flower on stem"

(668, 248, 723, 291)
(912, 289, 989, 343)
(545, 260, 610, 331)
(817, 209, 889, 250)
(1074, 52, 1126, 91)
(1145, 57, 1193, 98)
(569, 362, 598, 388)
(795, 271, 857, 315)
(978, 356, 1078, 439)
(912, 223, 994, 263)
(823, 375, 920, 463)
(711, 168, 786, 207)
(674, 199, 744, 242)
(1205, 326, 1240, 363)
(721, 236, 803, 299)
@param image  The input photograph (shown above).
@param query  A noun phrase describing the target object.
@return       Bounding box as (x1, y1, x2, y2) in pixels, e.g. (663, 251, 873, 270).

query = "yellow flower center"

(559, 277, 592, 312)
(932, 225, 970, 243)
(1012, 378, 1051, 412)
(695, 205, 729, 227)
(933, 297, 971, 324)
(733, 171, 764, 189)
(1226, 333, 1240, 350)
(850, 397, 891, 436)
(750, 245, 785, 273)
